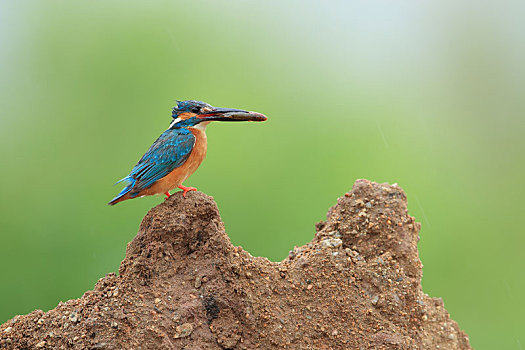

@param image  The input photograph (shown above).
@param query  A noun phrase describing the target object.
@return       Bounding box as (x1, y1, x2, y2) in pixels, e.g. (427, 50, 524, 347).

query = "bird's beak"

(197, 107, 267, 122)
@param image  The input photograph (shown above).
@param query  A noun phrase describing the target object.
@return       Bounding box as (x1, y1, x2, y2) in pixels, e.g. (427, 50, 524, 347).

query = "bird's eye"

(191, 106, 201, 113)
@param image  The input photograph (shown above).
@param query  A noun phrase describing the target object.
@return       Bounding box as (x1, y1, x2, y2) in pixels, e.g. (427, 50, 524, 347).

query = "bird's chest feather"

(183, 127, 208, 177)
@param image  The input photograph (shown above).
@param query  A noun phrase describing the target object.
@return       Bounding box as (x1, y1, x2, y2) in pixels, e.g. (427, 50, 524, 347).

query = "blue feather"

(114, 175, 132, 185)
(109, 177, 136, 204)
(108, 128, 195, 205)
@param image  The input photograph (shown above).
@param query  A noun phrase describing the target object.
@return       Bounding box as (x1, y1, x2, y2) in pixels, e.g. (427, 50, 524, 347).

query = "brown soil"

(0, 179, 472, 349)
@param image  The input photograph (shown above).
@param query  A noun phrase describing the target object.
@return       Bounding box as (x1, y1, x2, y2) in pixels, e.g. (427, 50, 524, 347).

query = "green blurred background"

(1, 1, 524, 348)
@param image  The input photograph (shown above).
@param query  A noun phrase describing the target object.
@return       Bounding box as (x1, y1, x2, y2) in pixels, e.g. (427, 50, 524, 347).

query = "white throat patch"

(192, 121, 210, 131)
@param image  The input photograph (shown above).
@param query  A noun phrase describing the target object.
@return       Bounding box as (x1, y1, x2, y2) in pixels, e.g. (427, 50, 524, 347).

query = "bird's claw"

(178, 185, 197, 198)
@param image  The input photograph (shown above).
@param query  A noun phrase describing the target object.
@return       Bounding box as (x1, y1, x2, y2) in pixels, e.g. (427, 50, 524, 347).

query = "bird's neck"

(187, 123, 208, 147)
(187, 124, 208, 165)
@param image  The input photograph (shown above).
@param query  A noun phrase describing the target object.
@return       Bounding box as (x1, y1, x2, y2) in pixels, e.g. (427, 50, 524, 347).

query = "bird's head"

(169, 100, 267, 129)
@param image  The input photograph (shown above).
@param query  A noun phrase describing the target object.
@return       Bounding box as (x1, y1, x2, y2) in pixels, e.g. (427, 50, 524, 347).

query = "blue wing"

(109, 128, 195, 204)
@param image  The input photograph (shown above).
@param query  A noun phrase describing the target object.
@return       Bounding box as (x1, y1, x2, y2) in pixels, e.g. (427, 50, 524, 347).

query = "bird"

(108, 100, 267, 205)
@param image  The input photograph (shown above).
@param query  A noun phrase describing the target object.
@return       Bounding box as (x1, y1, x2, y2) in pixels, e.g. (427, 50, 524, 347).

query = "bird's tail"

(108, 176, 135, 206)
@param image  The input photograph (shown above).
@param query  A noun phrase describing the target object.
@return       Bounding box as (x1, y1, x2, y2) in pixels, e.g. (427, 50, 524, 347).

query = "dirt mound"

(0, 179, 471, 349)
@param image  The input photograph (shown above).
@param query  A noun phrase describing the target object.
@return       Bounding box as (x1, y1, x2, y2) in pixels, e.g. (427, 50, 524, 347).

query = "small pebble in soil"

(69, 311, 79, 323)
(174, 323, 193, 338)
(321, 238, 343, 248)
(328, 231, 342, 238)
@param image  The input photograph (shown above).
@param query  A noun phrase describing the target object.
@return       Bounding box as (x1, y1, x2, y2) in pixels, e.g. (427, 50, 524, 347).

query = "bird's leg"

(178, 185, 197, 198)
(164, 191, 171, 199)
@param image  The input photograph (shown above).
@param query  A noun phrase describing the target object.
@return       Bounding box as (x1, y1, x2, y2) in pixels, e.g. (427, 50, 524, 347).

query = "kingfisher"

(108, 100, 267, 205)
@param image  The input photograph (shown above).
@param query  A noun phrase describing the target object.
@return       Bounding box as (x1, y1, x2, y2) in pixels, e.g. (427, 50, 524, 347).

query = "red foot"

(164, 191, 171, 199)
(178, 185, 197, 198)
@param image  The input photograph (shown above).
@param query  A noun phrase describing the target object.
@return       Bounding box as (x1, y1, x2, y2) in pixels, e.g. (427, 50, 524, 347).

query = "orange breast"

(138, 127, 208, 196)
